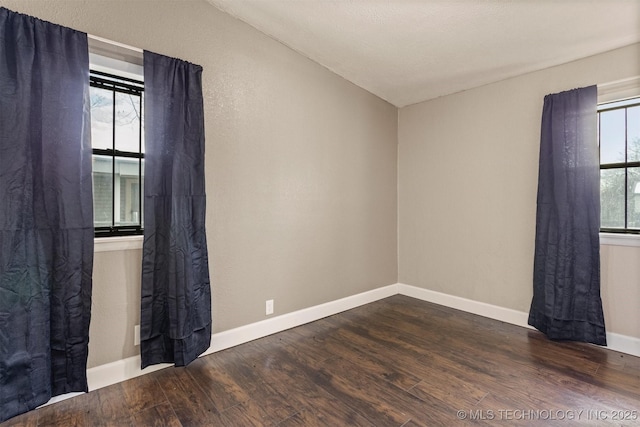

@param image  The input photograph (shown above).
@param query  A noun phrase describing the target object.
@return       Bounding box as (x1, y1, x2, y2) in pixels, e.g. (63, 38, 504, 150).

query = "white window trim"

(95, 235, 143, 252)
(600, 232, 640, 248)
(89, 35, 144, 242)
(597, 76, 640, 245)
(88, 35, 143, 79)
(598, 76, 640, 104)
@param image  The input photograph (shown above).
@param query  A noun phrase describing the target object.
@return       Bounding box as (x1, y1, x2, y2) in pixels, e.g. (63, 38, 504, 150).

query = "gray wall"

(399, 43, 640, 341)
(2, 0, 638, 369)
(0, 0, 398, 368)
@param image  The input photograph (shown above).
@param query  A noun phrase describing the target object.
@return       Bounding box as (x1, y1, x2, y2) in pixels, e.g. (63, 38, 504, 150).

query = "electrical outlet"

(134, 325, 140, 346)
(266, 299, 274, 315)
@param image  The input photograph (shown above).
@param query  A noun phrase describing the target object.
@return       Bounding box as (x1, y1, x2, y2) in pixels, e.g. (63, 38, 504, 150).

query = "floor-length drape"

(528, 85, 606, 345)
(140, 51, 211, 368)
(0, 8, 93, 422)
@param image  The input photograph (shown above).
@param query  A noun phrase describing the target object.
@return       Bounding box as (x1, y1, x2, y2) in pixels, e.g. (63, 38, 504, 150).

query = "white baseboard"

(84, 284, 399, 393)
(46, 281, 639, 407)
(87, 357, 171, 391)
(397, 283, 531, 328)
(397, 282, 640, 358)
(605, 331, 640, 358)
(202, 284, 399, 356)
(43, 358, 171, 406)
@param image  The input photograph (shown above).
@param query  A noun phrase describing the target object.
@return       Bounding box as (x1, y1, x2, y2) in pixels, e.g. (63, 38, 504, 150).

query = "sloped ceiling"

(206, 0, 640, 107)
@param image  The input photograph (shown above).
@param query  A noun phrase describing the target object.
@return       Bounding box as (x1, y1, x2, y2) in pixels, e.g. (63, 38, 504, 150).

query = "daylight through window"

(599, 97, 640, 232)
(90, 70, 144, 237)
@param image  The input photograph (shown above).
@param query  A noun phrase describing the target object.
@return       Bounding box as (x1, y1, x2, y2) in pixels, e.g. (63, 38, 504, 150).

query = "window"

(598, 97, 640, 233)
(90, 70, 144, 237)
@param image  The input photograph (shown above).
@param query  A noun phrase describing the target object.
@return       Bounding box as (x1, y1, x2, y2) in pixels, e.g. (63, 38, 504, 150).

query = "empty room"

(1, 0, 640, 425)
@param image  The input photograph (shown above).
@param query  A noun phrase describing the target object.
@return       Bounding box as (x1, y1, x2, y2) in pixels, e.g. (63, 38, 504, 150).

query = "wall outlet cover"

(266, 299, 274, 315)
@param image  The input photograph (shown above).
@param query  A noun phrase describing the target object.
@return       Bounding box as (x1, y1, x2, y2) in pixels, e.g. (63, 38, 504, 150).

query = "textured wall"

(601, 244, 640, 339)
(4, 0, 637, 371)
(399, 43, 640, 340)
(0, 0, 398, 367)
(90, 249, 142, 367)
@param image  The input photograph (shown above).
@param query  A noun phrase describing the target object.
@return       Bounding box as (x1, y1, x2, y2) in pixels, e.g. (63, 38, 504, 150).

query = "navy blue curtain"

(0, 8, 93, 422)
(529, 85, 606, 346)
(140, 51, 211, 368)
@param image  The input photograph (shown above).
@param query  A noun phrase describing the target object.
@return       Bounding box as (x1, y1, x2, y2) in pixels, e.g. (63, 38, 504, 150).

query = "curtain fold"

(140, 51, 211, 368)
(0, 8, 93, 422)
(528, 85, 606, 346)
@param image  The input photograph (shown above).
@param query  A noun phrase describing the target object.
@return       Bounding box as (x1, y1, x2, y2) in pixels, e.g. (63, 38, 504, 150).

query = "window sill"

(95, 235, 143, 252)
(600, 233, 640, 248)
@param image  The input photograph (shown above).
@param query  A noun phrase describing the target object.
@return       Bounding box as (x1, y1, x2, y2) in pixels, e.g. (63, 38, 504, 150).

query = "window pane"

(141, 158, 145, 227)
(628, 106, 640, 162)
(600, 109, 626, 164)
(90, 87, 113, 150)
(141, 95, 145, 154)
(627, 167, 640, 229)
(114, 157, 142, 227)
(601, 168, 625, 228)
(115, 92, 141, 152)
(93, 155, 113, 227)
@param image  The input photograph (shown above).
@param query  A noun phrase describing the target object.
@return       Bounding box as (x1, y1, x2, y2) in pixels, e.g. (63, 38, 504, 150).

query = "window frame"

(90, 69, 145, 238)
(598, 97, 640, 235)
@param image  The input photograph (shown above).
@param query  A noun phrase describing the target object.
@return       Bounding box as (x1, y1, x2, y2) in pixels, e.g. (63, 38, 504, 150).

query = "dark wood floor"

(4, 295, 640, 426)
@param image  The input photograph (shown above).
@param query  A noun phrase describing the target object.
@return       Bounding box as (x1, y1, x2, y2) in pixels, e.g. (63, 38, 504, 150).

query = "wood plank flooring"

(4, 295, 640, 426)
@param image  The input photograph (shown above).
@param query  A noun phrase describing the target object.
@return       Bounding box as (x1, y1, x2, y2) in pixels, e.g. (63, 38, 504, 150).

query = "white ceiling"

(206, 0, 640, 107)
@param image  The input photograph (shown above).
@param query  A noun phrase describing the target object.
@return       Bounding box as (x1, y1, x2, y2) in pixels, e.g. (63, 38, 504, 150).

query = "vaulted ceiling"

(206, 0, 640, 107)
